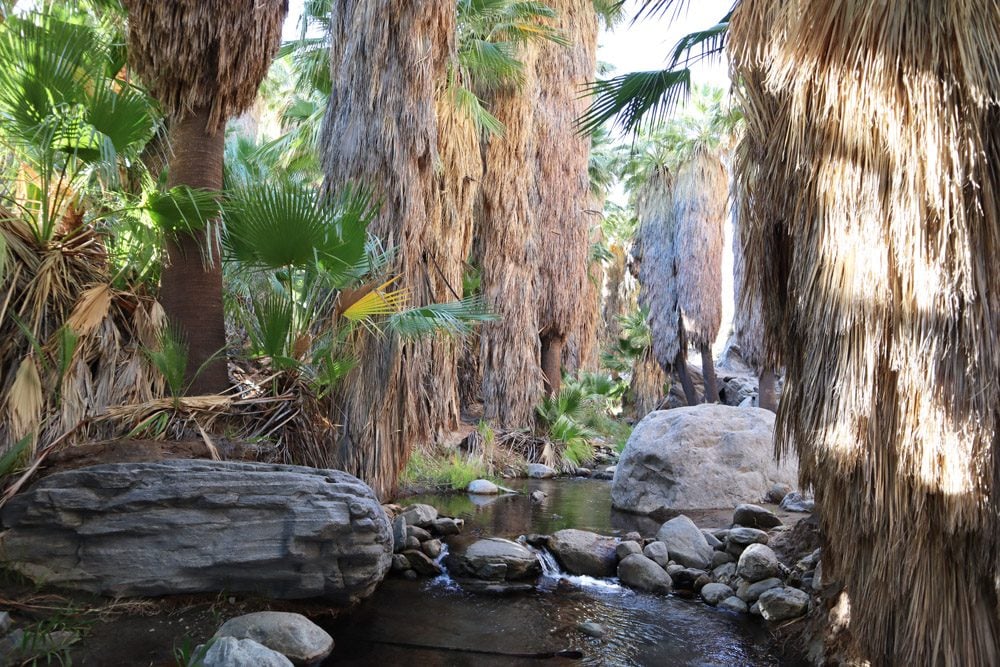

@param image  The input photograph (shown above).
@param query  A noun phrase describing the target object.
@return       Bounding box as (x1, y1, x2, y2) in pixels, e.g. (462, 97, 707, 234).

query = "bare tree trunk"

(161, 106, 228, 395)
(758, 368, 777, 411)
(540, 331, 565, 397)
(674, 350, 698, 406)
(700, 342, 719, 403)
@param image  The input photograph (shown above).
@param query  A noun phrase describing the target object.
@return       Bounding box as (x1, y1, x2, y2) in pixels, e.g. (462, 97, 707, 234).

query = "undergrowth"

(401, 449, 493, 491)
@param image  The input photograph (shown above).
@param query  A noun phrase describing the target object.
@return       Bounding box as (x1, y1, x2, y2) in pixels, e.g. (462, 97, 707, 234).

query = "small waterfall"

(536, 548, 563, 578)
(535, 546, 622, 591)
(428, 543, 460, 591)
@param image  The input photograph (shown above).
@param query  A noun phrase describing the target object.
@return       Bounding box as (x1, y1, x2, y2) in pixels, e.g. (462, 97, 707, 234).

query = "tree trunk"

(673, 349, 698, 406)
(540, 331, 564, 397)
(321, 0, 452, 499)
(160, 106, 228, 395)
(758, 368, 777, 411)
(700, 342, 719, 403)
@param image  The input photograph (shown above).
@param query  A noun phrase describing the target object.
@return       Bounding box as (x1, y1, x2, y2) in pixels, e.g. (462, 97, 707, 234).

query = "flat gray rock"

(611, 405, 797, 513)
(733, 504, 782, 529)
(549, 529, 618, 577)
(718, 596, 748, 614)
(736, 576, 783, 602)
(526, 463, 557, 479)
(446, 538, 539, 581)
(642, 540, 670, 568)
(467, 479, 499, 495)
(780, 492, 815, 513)
(400, 504, 438, 527)
(215, 612, 333, 664)
(656, 515, 713, 569)
(758, 586, 810, 622)
(197, 637, 293, 667)
(0, 461, 392, 603)
(700, 582, 734, 606)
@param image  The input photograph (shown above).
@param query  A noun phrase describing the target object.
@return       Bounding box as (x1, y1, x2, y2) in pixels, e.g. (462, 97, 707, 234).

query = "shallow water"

(324, 478, 805, 666)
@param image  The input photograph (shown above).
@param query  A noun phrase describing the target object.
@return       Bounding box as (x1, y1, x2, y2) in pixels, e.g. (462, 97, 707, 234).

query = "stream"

(323, 478, 805, 666)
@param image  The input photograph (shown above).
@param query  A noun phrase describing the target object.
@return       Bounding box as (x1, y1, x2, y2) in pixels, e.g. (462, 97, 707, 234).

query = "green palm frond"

(142, 186, 221, 237)
(387, 296, 496, 339)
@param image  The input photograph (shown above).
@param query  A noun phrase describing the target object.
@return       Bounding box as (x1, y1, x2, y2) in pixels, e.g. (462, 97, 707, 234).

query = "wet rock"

(391, 515, 407, 553)
(446, 538, 539, 581)
(0, 461, 391, 604)
(390, 554, 410, 572)
(612, 406, 797, 513)
(405, 536, 421, 551)
(406, 525, 432, 542)
(672, 568, 709, 593)
(402, 570, 418, 581)
(430, 517, 461, 536)
(577, 621, 606, 638)
(616, 541, 642, 560)
(780, 492, 815, 513)
(403, 550, 443, 577)
(737, 544, 780, 583)
(530, 490, 547, 503)
(758, 586, 810, 622)
(642, 541, 670, 568)
(718, 596, 749, 614)
(712, 563, 737, 585)
(421, 539, 443, 559)
(666, 564, 685, 577)
(524, 534, 549, 548)
(733, 504, 782, 529)
(711, 551, 735, 568)
(401, 504, 438, 528)
(617, 554, 673, 594)
(526, 463, 557, 479)
(549, 529, 617, 577)
(750, 602, 761, 616)
(467, 479, 499, 495)
(623, 531, 643, 543)
(736, 577, 783, 603)
(459, 581, 535, 594)
(197, 637, 293, 667)
(700, 582, 735, 606)
(656, 516, 713, 569)
(795, 548, 822, 572)
(215, 612, 333, 665)
(574, 468, 591, 477)
(766, 483, 793, 504)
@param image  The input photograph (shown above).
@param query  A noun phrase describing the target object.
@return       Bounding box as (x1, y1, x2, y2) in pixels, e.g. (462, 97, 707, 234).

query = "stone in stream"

(736, 577, 783, 603)
(526, 463, 557, 479)
(401, 504, 438, 528)
(718, 596, 749, 614)
(196, 637, 293, 667)
(737, 544, 780, 583)
(701, 530, 723, 550)
(611, 405, 797, 514)
(711, 551, 735, 568)
(430, 517, 462, 536)
(727, 526, 770, 547)
(780, 492, 816, 513)
(421, 539, 443, 559)
(577, 621, 606, 638)
(390, 554, 410, 572)
(468, 479, 500, 495)
(0, 461, 392, 604)
(656, 516, 713, 569)
(617, 554, 673, 594)
(391, 515, 407, 553)
(616, 541, 643, 560)
(214, 612, 333, 665)
(757, 586, 810, 622)
(733, 504, 782, 530)
(530, 490, 547, 503)
(700, 582, 735, 606)
(548, 529, 618, 577)
(712, 563, 738, 587)
(405, 536, 421, 551)
(406, 525, 432, 542)
(671, 568, 710, 593)
(642, 541, 670, 568)
(403, 550, 443, 577)
(446, 538, 540, 582)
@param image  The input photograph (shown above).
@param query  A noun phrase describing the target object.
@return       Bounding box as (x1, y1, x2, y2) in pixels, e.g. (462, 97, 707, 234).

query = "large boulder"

(197, 637, 293, 667)
(611, 405, 797, 514)
(656, 515, 713, 569)
(617, 554, 672, 594)
(214, 612, 334, 665)
(548, 529, 618, 577)
(0, 461, 392, 603)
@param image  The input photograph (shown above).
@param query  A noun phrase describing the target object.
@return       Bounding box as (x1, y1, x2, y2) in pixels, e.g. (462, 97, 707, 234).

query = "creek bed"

(323, 478, 806, 666)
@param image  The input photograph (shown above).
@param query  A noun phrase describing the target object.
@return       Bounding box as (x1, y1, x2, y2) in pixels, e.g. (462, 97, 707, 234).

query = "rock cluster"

(387, 503, 463, 580)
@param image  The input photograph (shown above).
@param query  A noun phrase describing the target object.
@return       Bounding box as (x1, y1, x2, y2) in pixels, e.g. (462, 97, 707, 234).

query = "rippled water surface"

(324, 479, 805, 666)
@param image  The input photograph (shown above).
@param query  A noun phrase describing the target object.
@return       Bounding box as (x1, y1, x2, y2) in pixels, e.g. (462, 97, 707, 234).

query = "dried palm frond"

(730, 0, 1000, 664)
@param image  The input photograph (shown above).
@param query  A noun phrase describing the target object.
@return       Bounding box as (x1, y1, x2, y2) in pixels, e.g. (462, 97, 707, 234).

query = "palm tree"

(530, 0, 600, 396)
(729, 0, 1000, 664)
(122, 0, 288, 394)
(319, 1, 455, 499)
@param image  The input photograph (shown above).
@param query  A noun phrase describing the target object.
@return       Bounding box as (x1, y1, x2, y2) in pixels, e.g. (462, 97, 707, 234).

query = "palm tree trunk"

(699, 342, 718, 403)
(160, 106, 228, 394)
(321, 0, 453, 499)
(540, 331, 564, 397)
(757, 368, 776, 411)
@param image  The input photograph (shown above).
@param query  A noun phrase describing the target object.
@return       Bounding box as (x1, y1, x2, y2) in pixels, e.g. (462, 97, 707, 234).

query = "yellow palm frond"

(342, 278, 410, 322)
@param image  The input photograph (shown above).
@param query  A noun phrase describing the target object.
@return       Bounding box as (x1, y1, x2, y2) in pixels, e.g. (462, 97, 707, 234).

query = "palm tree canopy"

(123, 0, 289, 131)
